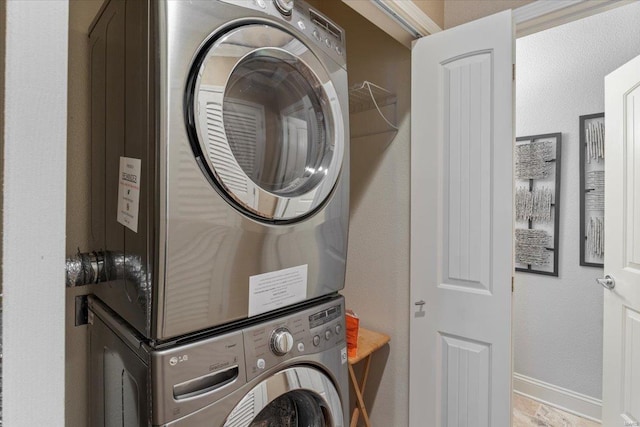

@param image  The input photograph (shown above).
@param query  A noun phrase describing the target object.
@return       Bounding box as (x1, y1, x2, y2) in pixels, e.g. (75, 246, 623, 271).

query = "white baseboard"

(513, 373, 602, 423)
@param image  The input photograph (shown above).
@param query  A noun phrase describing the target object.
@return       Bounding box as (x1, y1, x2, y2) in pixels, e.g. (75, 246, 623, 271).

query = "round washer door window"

(223, 366, 343, 427)
(187, 24, 345, 222)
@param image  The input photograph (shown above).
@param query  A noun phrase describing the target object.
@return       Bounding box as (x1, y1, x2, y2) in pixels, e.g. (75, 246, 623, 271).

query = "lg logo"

(169, 354, 189, 366)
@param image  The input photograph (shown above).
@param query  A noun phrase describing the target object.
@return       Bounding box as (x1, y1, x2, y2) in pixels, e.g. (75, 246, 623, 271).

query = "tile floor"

(513, 393, 601, 427)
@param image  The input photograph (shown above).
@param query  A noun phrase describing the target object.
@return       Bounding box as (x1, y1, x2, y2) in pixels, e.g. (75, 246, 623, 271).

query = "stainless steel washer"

(89, 0, 349, 341)
(88, 295, 348, 426)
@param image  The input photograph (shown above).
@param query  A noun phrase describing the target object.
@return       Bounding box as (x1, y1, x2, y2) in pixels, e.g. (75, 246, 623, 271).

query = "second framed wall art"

(514, 133, 562, 276)
(580, 113, 605, 268)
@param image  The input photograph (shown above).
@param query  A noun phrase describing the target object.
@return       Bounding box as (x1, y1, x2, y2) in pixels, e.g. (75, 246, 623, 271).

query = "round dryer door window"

(187, 24, 345, 223)
(223, 366, 343, 427)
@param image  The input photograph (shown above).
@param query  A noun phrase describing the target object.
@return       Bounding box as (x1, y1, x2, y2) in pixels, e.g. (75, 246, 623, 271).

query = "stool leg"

(350, 408, 360, 427)
(361, 355, 373, 395)
(349, 360, 372, 427)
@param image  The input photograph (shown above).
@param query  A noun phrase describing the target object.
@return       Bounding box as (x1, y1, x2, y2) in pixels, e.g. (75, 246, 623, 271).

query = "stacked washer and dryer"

(86, 0, 350, 425)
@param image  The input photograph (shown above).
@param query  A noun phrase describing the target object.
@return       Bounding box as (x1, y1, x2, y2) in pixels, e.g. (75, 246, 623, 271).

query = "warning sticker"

(116, 157, 141, 233)
(248, 265, 308, 317)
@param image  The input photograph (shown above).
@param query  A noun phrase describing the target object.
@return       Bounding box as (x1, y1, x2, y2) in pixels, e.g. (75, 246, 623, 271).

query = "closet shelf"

(348, 81, 398, 139)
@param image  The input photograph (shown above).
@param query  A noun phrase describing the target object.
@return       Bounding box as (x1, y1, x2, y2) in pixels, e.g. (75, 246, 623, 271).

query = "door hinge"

(512, 277, 515, 292)
(512, 64, 516, 81)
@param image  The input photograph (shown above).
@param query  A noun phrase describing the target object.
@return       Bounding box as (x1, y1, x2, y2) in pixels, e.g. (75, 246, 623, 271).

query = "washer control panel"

(243, 297, 345, 381)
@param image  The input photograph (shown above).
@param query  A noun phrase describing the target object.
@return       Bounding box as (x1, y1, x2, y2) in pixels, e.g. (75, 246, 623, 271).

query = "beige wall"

(444, 0, 534, 28)
(307, 2, 411, 426)
(415, 0, 445, 29)
(66, 1, 103, 426)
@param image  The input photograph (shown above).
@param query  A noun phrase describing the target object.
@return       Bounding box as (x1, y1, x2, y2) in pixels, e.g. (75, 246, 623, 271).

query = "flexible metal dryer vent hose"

(65, 250, 144, 287)
(65, 251, 107, 286)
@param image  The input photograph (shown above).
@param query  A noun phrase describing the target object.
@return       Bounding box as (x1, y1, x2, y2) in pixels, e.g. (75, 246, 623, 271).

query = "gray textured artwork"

(586, 121, 605, 163)
(587, 216, 604, 258)
(515, 228, 552, 266)
(586, 170, 604, 211)
(515, 187, 552, 223)
(515, 141, 555, 179)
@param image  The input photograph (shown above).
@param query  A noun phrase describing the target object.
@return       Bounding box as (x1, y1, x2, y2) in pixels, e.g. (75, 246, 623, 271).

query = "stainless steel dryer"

(88, 0, 349, 341)
(88, 294, 349, 426)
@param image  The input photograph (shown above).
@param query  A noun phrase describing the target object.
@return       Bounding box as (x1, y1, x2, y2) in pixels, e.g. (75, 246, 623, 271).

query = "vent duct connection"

(65, 250, 144, 287)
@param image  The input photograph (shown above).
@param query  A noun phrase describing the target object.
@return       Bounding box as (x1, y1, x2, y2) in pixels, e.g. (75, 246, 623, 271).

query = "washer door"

(224, 366, 343, 427)
(186, 23, 345, 223)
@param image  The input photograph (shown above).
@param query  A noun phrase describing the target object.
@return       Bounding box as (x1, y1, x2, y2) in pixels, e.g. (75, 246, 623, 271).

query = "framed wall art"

(514, 133, 562, 276)
(579, 113, 605, 268)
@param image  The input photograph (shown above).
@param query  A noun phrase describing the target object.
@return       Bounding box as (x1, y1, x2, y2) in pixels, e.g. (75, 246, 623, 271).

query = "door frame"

(344, 0, 630, 47)
(512, 0, 633, 37)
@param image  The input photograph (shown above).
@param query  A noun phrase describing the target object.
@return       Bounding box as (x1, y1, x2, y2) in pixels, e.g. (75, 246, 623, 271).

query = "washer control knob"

(335, 324, 342, 335)
(325, 329, 332, 340)
(273, 0, 294, 16)
(257, 358, 266, 370)
(270, 328, 294, 356)
(256, 0, 267, 9)
(297, 342, 305, 352)
(313, 335, 321, 346)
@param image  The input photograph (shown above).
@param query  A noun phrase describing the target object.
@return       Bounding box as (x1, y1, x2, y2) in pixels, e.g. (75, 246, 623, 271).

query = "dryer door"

(224, 366, 344, 427)
(186, 23, 345, 223)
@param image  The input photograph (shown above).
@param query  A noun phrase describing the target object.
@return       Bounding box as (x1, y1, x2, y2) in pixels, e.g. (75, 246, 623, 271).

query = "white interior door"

(602, 53, 640, 427)
(410, 11, 514, 427)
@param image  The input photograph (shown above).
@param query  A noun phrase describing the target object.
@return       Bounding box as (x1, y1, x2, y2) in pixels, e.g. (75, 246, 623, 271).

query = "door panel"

(410, 10, 513, 427)
(442, 51, 493, 293)
(603, 53, 640, 427)
(441, 334, 491, 427)
(622, 308, 640, 420)
(627, 84, 640, 267)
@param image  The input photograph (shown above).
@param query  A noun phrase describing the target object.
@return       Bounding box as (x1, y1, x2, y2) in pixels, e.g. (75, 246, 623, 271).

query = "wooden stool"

(347, 327, 390, 427)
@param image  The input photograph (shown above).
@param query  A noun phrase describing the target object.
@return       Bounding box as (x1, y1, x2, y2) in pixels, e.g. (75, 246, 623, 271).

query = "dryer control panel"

(243, 298, 346, 381)
(217, 0, 346, 67)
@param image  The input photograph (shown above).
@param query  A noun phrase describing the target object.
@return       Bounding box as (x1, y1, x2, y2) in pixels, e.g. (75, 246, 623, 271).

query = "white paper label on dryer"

(248, 265, 308, 317)
(117, 157, 141, 233)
